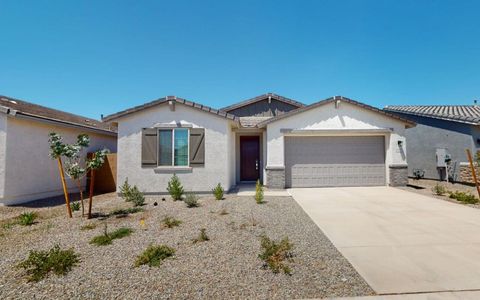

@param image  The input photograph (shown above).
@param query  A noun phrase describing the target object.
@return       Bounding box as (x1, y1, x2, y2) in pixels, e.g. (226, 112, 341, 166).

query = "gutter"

(0, 105, 9, 114)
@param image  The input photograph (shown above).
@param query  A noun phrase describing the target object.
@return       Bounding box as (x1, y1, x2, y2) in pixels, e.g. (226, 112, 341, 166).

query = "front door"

(240, 136, 260, 181)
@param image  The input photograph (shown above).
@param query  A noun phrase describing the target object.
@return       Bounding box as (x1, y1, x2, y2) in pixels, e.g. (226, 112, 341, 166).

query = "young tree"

(86, 149, 110, 219)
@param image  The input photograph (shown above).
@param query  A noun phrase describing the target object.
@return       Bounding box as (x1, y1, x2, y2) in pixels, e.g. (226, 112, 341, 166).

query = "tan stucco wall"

(265, 101, 408, 186)
(115, 103, 235, 194)
(0, 116, 117, 205)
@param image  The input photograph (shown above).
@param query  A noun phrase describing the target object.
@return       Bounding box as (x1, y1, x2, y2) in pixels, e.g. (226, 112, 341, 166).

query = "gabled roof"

(220, 93, 304, 112)
(102, 96, 238, 122)
(257, 96, 416, 128)
(384, 105, 480, 125)
(0, 95, 116, 134)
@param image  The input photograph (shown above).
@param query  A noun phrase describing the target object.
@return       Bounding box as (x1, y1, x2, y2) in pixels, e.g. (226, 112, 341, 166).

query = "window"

(158, 128, 189, 167)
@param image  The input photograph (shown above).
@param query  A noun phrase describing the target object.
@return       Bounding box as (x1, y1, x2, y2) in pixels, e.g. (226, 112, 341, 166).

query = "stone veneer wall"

(389, 164, 408, 186)
(266, 167, 285, 189)
(459, 162, 476, 184)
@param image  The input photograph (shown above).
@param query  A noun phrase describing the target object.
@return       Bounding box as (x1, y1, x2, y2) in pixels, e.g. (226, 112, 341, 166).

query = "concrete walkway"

(332, 290, 480, 299)
(289, 187, 480, 295)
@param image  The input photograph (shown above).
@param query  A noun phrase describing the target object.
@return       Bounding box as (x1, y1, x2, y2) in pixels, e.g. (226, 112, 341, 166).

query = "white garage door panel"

(285, 136, 386, 187)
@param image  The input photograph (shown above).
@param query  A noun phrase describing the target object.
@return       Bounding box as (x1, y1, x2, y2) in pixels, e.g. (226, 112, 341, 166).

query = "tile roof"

(239, 116, 272, 128)
(257, 96, 416, 128)
(102, 96, 238, 122)
(0, 95, 116, 133)
(384, 105, 480, 125)
(220, 93, 304, 112)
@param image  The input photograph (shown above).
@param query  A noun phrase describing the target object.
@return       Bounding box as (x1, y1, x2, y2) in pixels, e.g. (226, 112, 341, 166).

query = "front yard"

(0, 192, 373, 299)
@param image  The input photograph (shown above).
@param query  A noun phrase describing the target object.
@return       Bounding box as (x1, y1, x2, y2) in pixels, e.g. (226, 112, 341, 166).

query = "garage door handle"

(255, 160, 259, 170)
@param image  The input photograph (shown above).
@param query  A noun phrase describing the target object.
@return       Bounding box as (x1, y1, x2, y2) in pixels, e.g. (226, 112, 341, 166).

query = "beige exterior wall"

(0, 113, 6, 198)
(116, 103, 236, 194)
(265, 101, 408, 186)
(0, 116, 117, 205)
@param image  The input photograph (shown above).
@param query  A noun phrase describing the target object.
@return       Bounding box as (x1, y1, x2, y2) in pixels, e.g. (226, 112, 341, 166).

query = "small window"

(158, 128, 189, 167)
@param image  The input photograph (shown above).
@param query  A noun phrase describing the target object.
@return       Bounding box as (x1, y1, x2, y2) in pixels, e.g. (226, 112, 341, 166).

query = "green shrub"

(89, 225, 133, 246)
(432, 183, 447, 196)
(70, 201, 81, 212)
(167, 174, 184, 201)
(135, 244, 175, 267)
(255, 180, 264, 204)
(448, 191, 479, 204)
(110, 207, 144, 216)
(129, 186, 145, 206)
(192, 228, 209, 243)
(184, 192, 199, 208)
(16, 245, 79, 282)
(162, 216, 182, 228)
(212, 183, 224, 200)
(120, 178, 132, 200)
(18, 212, 37, 226)
(80, 223, 97, 230)
(258, 235, 294, 275)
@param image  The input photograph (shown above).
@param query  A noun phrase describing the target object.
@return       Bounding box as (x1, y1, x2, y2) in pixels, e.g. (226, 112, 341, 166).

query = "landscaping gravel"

(0, 193, 374, 299)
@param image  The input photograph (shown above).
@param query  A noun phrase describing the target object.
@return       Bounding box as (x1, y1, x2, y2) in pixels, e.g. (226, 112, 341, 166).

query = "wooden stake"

(57, 157, 72, 218)
(466, 149, 480, 198)
(88, 169, 95, 219)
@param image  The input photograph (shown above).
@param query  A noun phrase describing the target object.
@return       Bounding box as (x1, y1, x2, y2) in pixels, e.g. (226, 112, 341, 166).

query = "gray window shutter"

(189, 128, 205, 167)
(142, 128, 158, 167)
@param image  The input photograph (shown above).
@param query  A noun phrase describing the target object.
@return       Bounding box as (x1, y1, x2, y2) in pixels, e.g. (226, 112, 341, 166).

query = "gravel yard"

(0, 193, 373, 299)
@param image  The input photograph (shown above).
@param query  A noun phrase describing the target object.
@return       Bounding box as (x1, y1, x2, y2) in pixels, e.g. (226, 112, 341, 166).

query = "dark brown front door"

(240, 136, 260, 181)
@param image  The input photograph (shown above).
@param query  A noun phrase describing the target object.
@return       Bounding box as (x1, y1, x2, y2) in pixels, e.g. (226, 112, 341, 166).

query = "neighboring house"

(0, 95, 117, 205)
(385, 105, 480, 182)
(103, 93, 414, 193)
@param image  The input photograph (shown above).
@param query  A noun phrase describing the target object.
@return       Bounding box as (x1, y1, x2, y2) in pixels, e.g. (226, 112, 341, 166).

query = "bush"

(89, 225, 133, 246)
(255, 180, 264, 204)
(120, 178, 132, 200)
(129, 186, 145, 207)
(110, 207, 144, 216)
(192, 228, 209, 243)
(258, 235, 294, 275)
(70, 201, 81, 212)
(16, 245, 79, 282)
(167, 174, 184, 201)
(212, 183, 224, 200)
(135, 245, 175, 267)
(162, 216, 182, 228)
(448, 191, 479, 204)
(432, 183, 447, 196)
(18, 212, 37, 226)
(184, 192, 199, 208)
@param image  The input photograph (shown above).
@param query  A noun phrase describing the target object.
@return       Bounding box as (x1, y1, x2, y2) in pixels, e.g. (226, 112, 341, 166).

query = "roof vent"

(8, 100, 17, 104)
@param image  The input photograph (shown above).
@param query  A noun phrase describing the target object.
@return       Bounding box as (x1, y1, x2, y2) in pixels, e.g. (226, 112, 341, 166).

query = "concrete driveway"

(289, 187, 480, 295)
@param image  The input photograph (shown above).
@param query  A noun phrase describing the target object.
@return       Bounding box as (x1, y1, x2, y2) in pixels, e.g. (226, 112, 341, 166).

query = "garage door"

(285, 136, 386, 187)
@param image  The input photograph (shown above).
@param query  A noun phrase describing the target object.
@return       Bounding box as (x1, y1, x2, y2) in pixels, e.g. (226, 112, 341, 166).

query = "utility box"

(436, 148, 450, 168)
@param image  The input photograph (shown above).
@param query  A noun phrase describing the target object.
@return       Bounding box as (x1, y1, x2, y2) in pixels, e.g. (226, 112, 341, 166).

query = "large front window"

(158, 128, 189, 166)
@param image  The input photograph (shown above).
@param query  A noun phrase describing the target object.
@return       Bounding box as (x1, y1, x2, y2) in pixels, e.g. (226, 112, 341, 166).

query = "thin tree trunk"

(76, 180, 85, 217)
(88, 169, 95, 219)
(57, 158, 72, 218)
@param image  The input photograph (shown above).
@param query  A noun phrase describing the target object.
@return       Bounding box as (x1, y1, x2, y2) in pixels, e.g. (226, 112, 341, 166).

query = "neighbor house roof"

(102, 96, 238, 122)
(220, 93, 305, 112)
(257, 96, 416, 128)
(384, 105, 480, 125)
(0, 95, 116, 134)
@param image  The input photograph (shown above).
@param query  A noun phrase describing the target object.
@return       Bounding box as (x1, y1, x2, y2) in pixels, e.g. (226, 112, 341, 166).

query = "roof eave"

(220, 93, 305, 112)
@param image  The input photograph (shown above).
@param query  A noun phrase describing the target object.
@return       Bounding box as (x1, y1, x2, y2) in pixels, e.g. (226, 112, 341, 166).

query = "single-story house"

(384, 105, 480, 182)
(103, 93, 414, 193)
(0, 95, 117, 205)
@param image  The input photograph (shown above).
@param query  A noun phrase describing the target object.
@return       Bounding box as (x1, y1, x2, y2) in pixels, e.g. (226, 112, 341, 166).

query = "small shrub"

(162, 216, 182, 228)
(89, 224, 133, 246)
(255, 180, 264, 204)
(120, 178, 132, 200)
(129, 186, 145, 207)
(219, 208, 229, 216)
(212, 183, 224, 200)
(16, 245, 79, 282)
(80, 223, 97, 231)
(18, 212, 37, 226)
(167, 174, 184, 201)
(110, 207, 144, 216)
(192, 228, 209, 243)
(135, 244, 175, 267)
(432, 183, 447, 196)
(70, 201, 81, 212)
(448, 191, 479, 204)
(184, 192, 199, 208)
(258, 235, 294, 275)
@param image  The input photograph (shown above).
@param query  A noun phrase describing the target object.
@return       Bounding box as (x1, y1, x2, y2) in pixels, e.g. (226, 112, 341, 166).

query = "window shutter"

(189, 128, 205, 167)
(141, 128, 158, 167)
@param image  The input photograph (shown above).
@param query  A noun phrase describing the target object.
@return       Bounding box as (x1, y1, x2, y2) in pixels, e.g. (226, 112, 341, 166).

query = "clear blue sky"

(1, 0, 479, 119)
